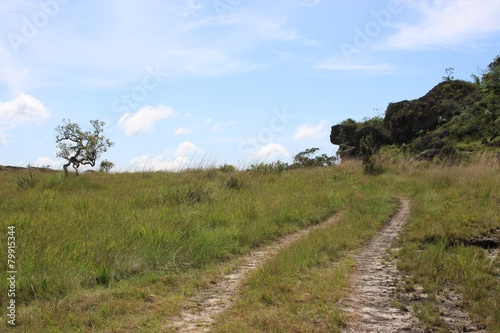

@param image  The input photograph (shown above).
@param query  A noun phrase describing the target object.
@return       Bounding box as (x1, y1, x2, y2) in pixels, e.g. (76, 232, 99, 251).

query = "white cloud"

(176, 141, 204, 156)
(387, 0, 500, 49)
(0, 44, 31, 96)
(118, 104, 175, 135)
(129, 154, 190, 172)
(175, 126, 192, 135)
(211, 120, 237, 132)
(164, 47, 257, 77)
(0, 1, 305, 93)
(315, 58, 392, 71)
(255, 143, 290, 159)
(0, 94, 50, 129)
(294, 121, 330, 140)
(128, 141, 205, 171)
(32, 157, 65, 169)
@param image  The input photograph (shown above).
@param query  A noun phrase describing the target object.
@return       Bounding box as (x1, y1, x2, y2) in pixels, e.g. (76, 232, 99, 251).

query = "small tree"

(293, 148, 337, 168)
(360, 133, 376, 174)
(55, 119, 114, 175)
(99, 160, 115, 173)
(442, 67, 455, 81)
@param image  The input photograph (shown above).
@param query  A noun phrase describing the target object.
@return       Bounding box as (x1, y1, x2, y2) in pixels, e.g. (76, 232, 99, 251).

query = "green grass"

(0, 158, 498, 332)
(212, 180, 397, 332)
(0, 166, 353, 331)
(395, 163, 500, 332)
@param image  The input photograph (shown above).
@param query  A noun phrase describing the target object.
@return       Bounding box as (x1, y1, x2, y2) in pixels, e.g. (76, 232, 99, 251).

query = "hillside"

(1, 162, 498, 332)
(331, 56, 500, 161)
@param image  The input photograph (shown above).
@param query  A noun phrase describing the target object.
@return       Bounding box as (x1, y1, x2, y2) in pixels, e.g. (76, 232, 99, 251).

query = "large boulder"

(330, 118, 390, 157)
(384, 80, 480, 144)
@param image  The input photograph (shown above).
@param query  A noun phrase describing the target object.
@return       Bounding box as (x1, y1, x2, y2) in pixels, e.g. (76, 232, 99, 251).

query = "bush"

(248, 161, 288, 173)
(226, 176, 241, 189)
(360, 133, 376, 174)
(218, 164, 237, 172)
(99, 160, 115, 173)
(292, 148, 337, 168)
(16, 171, 37, 190)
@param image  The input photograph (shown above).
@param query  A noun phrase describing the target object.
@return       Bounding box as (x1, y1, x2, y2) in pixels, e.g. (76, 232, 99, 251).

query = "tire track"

(340, 199, 424, 333)
(340, 199, 488, 333)
(168, 213, 341, 332)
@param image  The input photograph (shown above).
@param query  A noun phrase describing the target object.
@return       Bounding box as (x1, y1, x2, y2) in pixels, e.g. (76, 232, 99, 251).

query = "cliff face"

(384, 81, 481, 145)
(331, 77, 500, 160)
(330, 117, 390, 158)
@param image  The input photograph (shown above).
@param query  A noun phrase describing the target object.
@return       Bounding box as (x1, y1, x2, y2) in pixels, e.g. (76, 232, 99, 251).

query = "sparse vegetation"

(292, 147, 337, 168)
(248, 160, 289, 173)
(15, 169, 37, 190)
(218, 164, 237, 173)
(0, 156, 497, 332)
(0, 56, 498, 333)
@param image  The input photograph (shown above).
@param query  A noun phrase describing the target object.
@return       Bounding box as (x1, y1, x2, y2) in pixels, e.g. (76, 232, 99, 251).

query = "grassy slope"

(212, 159, 499, 332)
(0, 166, 354, 332)
(395, 161, 500, 331)
(0, 159, 498, 332)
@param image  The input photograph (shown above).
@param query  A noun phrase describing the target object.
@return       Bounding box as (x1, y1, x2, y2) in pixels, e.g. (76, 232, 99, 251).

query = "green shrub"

(219, 164, 237, 172)
(360, 133, 376, 174)
(15, 171, 37, 190)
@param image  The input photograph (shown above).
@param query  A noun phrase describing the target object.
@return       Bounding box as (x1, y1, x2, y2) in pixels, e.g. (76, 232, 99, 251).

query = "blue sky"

(1, 0, 499, 171)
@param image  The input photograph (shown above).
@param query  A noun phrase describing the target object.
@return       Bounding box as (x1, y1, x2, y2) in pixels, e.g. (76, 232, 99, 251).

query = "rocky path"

(339, 199, 423, 333)
(340, 199, 489, 333)
(169, 199, 491, 332)
(169, 213, 341, 332)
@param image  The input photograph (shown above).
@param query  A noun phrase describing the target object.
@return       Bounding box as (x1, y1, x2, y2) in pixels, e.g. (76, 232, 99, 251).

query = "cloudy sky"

(1, 0, 499, 171)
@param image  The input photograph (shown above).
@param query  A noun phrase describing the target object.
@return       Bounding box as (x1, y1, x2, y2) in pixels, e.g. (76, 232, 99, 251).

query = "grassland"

(0, 156, 498, 332)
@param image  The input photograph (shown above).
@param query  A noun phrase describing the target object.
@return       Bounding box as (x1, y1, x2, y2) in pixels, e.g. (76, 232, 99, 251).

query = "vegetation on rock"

(331, 55, 500, 161)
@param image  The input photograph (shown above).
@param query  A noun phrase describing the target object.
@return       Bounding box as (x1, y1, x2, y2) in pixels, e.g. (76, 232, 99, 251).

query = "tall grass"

(212, 159, 500, 332)
(0, 166, 350, 331)
(394, 163, 500, 332)
(212, 175, 397, 332)
(0, 158, 498, 332)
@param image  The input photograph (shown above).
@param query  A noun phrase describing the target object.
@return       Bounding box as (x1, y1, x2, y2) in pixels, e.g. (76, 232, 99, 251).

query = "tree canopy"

(55, 119, 114, 175)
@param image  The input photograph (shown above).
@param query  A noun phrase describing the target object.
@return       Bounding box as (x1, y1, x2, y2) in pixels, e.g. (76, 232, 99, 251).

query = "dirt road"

(339, 199, 423, 332)
(169, 213, 341, 332)
(340, 199, 488, 333)
(169, 199, 487, 332)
